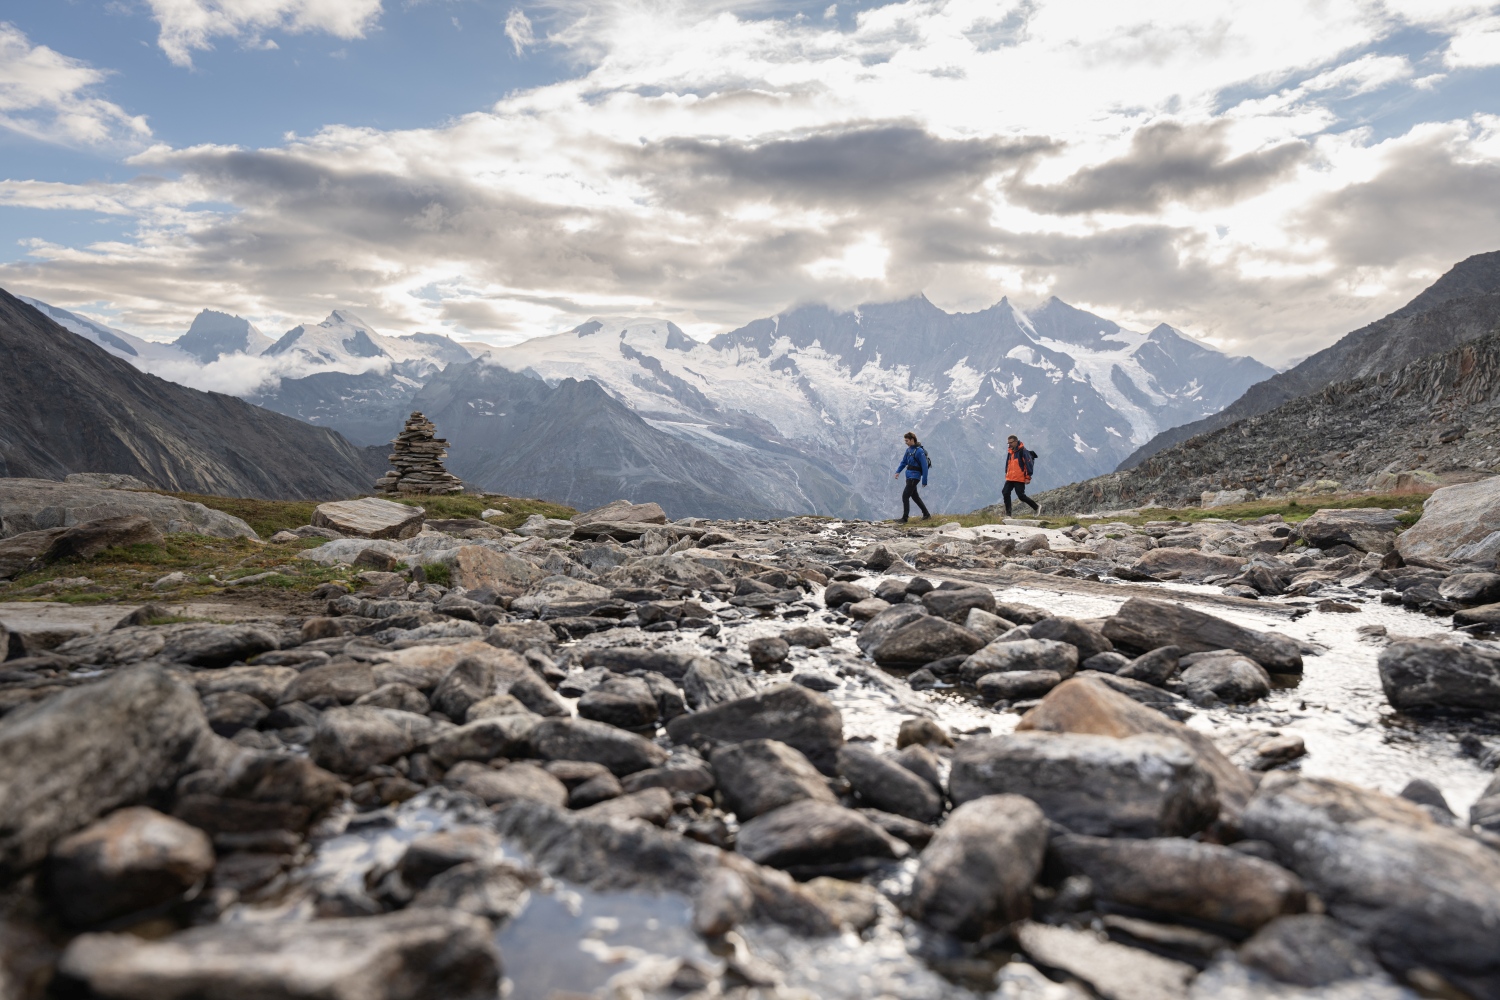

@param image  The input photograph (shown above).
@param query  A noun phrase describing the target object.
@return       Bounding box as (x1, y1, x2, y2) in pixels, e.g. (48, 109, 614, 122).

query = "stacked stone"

(374, 412, 465, 495)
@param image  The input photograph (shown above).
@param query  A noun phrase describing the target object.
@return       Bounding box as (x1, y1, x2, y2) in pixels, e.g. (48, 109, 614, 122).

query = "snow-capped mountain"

(262, 310, 472, 380)
(175, 309, 274, 363)
(481, 295, 1274, 517)
(18, 296, 195, 367)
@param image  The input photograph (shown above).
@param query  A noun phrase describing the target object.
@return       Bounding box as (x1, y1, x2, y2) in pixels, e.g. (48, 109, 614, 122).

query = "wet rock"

(822, 581, 872, 607)
(1453, 602, 1500, 627)
(1016, 921, 1194, 1000)
(1051, 834, 1305, 932)
(747, 636, 790, 669)
(1017, 677, 1254, 822)
(309, 707, 450, 776)
(568, 770, 623, 808)
(963, 607, 1016, 643)
(681, 657, 756, 709)
(782, 625, 831, 648)
(1241, 773, 1500, 997)
(854, 604, 928, 655)
(1377, 639, 1500, 713)
(976, 670, 1063, 701)
(846, 597, 890, 620)
(1238, 914, 1383, 987)
(1395, 477, 1500, 564)
(1102, 598, 1303, 673)
(837, 745, 942, 822)
(1175, 651, 1272, 706)
(398, 827, 500, 886)
(1130, 547, 1245, 583)
(1297, 508, 1401, 554)
(871, 616, 986, 667)
(959, 638, 1078, 684)
(803, 876, 885, 932)
(893, 743, 944, 793)
(428, 715, 538, 768)
(281, 662, 375, 706)
(735, 799, 905, 870)
(201, 691, 270, 736)
(1471, 773, 1500, 834)
(1080, 650, 1130, 674)
(1077, 672, 1193, 721)
(354, 682, 430, 714)
(528, 717, 669, 775)
(1029, 617, 1114, 659)
(693, 867, 755, 936)
(577, 676, 660, 731)
(46, 807, 214, 926)
(666, 683, 844, 775)
(920, 587, 997, 622)
(905, 795, 1048, 939)
(0, 665, 208, 876)
(58, 908, 500, 999)
(172, 752, 347, 836)
(1439, 572, 1500, 605)
(790, 669, 839, 691)
(711, 739, 835, 820)
(410, 861, 531, 922)
(577, 786, 674, 825)
(950, 731, 1218, 837)
(897, 718, 953, 749)
(445, 761, 568, 808)
(1117, 645, 1181, 686)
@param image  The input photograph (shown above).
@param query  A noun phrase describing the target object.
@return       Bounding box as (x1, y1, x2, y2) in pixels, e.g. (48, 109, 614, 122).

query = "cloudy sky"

(1, 0, 1499, 364)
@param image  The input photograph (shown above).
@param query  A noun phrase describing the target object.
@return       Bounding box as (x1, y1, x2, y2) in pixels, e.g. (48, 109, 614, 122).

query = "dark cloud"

(1007, 120, 1310, 214)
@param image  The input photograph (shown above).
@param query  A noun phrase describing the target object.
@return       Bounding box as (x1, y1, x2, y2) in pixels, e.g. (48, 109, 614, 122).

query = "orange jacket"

(1006, 442, 1033, 484)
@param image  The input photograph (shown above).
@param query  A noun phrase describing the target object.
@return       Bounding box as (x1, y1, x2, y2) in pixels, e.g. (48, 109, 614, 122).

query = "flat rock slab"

(0, 602, 138, 652)
(1017, 922, 1194, 1000)
(313, 498, 426, 540)
(0, 478, 256, 540)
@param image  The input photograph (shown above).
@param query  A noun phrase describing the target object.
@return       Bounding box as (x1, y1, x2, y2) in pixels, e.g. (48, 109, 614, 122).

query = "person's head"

(904, 432, 919, 447)
(1007, 435, 1020, 449)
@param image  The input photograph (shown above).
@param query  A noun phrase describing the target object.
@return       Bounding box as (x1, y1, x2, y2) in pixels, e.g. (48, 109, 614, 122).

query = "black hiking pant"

(1003, 480, 1038, 516)
(901, 478, 930, 521)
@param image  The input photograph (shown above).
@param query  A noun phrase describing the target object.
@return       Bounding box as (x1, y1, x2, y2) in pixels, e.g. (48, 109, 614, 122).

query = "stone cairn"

(374, 412, 465, 495)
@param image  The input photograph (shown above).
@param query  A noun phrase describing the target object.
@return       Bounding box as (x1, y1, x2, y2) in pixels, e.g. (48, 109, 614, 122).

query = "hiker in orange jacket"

(1002, 435, 1041, 517)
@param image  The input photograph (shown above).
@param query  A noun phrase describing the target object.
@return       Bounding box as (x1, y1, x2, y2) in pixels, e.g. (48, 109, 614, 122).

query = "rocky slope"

(1, 494, 1497, 999)
(1040, 327, 1500, 514)
(0, 290, 381, 499)
(1120, 249, 1500, 469)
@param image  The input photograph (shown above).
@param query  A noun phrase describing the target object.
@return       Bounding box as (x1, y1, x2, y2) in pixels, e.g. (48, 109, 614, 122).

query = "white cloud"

(145, 0, 384, 67)
(6, 0, 1500, 369)
(1445, 14, 1500, 67)
(0, 23, 151, 147)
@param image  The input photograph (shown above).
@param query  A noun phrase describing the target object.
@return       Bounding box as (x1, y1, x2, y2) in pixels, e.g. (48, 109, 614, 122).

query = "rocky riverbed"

(2, 496, 1499, 1000)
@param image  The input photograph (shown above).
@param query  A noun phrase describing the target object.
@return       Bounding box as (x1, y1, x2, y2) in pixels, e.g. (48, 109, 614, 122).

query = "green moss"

(420, 562, 451, 586)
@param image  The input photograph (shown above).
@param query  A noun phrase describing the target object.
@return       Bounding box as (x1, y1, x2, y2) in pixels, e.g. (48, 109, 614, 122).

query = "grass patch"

(419, 562, 451, 587)
(391, 494, 577, 531)
(160, 492, 323, 538)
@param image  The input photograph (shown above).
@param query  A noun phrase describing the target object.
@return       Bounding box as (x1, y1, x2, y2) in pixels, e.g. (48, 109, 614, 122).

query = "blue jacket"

(897, 445, 929, 486)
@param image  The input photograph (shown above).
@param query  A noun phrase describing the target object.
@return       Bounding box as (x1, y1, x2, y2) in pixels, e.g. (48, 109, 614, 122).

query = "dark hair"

(904, 432, 921, 446)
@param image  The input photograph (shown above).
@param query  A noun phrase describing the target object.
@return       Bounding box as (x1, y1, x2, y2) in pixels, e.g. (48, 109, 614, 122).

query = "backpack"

(922, 446, 933, 469)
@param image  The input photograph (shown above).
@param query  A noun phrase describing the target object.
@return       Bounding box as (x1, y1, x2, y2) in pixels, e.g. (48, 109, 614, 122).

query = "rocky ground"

(1038, 329, 1500, 515)
(2, 491, 1500, 999)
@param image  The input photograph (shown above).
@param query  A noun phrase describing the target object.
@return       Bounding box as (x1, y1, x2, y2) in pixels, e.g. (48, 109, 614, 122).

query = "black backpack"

(922, 446, 933, 469)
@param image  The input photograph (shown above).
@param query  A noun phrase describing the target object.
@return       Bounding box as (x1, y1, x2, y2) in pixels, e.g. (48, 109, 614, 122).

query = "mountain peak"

(176, 308, 272, 363)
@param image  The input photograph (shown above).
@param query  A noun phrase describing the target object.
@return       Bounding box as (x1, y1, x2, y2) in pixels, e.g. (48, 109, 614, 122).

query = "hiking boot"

(898, 517, 909, 524)
(1034, 502, 1044, 516)
(920, 514, 930, 521)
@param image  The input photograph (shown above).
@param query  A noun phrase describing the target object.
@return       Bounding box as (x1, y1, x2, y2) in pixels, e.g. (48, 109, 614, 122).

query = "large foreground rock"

(905, 795, 1047, 938)
(1017, 677, 1255, 823)
(1015, 922, 1194, 1000)
(666, 684, 844, 774)
(1242, 773, 1500, 997)
(0, 665, 208, 876)
(46, 807, 214, 927)
(1129, 547, 1244, 583)
(1297, 508, 1401, 553)
(950, 731, 1218, 837)
(0, 477, 256, 540)
(712, 739, 835, 821)
(57, 909, 500, 999)
(1101, 597, 1303, 673)
(735, 800, 905, 870)
(309, 707, 450, 776)
(1396, 476, 1500, 563)
(527, 717, 668, 775)
(1377, 639, 1500, 713)
(1050, 834, 1305, 932)
(312, 497, 425, 540)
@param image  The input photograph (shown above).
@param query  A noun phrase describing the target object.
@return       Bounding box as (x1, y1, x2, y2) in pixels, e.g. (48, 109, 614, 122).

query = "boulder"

(429, 659, 495, 722)
(1396, 477, 1500, 564)
(1016, 677, 1254, 822)
(871, 616, 985, 667)
(410, 862, 531, 923)
(822, 581, 872, 607)
(959, 638, 1078, 684)
(1238, 914, 1384, 987)
(170, 752, 347, 837)
(1075, 672, 1192, 720)
(448, 546, 540, 597)
(1439, 572, 1500, 605)
(1377, 640, 1500, 713)
(1453, 602, 1500, 627)
(32, 515, 165, 568)
(281, 662, 375, 706)
(527, 717, 668, 775)
(962, 608, 1016, 643)
(398, 828, 500, 887)
(975, 670, 1062, 702)
(1028, 617, 1114, 659)
(1101, 598, 1303, 673)
(711, 739, 835, 821)
(837, 745, 942, 823)
(571, 500, 668, 525)
(0, 478, 256, 540)
(576, 787, 673, 825)
(681, 658, 756, 709)
(666, 684, 844, 775)
(846, 597, 890, 620)
(427, 715, 538, 768)
(308, 707, 450, 776)
(920, 587, 997, 622)
(57, 909, 500, 1000)
(1174, 651, 1271, 706)
(1297, 508, 1402, 554)
(905, 795, 1048, 939)
(1050, 834, 1305, 932)
(853, 604, 928, 655)
(1015, 922, 1195, 1000)
(193, 666, 297, 707)
(46, 807, 214, 926)
(311, 497, 425, 540)
(0, 665, 209, 877)
(735, 800, 905, 870)
(949, 732, 1218, 838)
(747, 636, 790, 670)
(580, 647, 701, 680)
(201, 691, 269, 736)
(1471, 773, 1500, 835)
(1129, 547, 1245, 583)
(1241, 773, 1500, 997)
(1117, 645, 1181, 686)
(444, 761, 568, 808)
(353, 683, 430, 714)
(0, 526, 68, 579)
(577, 676, 660, 731)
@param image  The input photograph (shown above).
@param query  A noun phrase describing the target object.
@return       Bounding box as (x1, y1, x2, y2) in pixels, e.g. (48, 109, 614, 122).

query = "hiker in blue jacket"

(894, 431, 931, 523)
